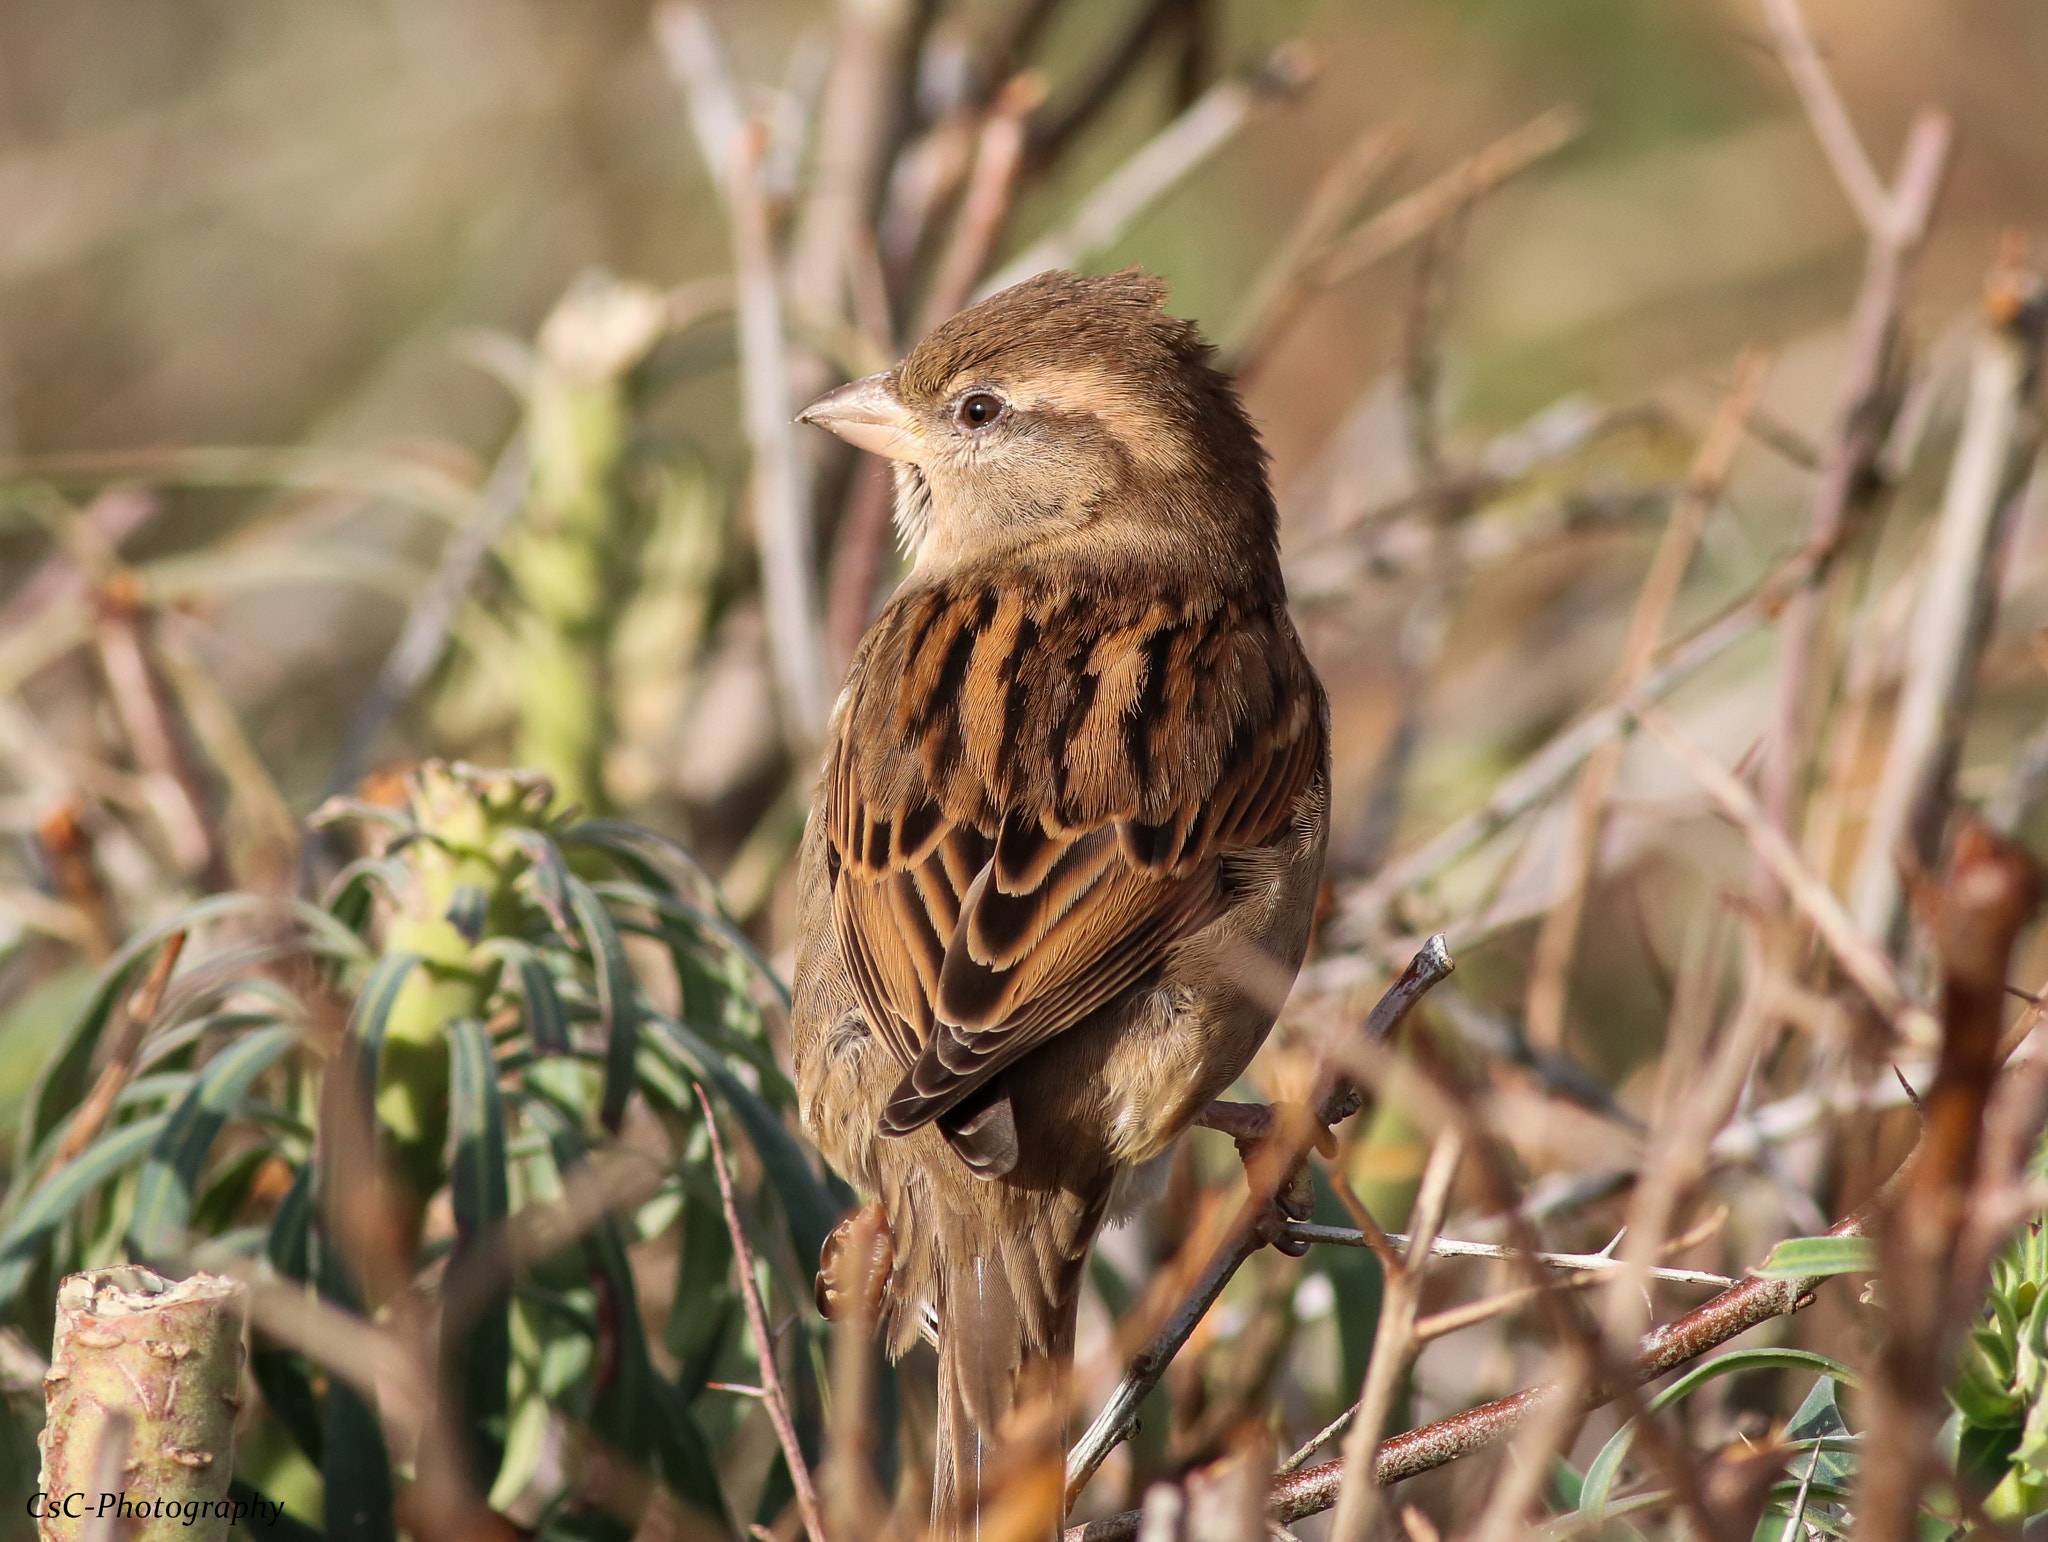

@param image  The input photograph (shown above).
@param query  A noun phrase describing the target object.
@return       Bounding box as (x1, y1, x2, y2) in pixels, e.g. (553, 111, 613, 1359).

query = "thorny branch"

(1065, 1209, 1870, 1542)
(1061, 935, 1455, 1507)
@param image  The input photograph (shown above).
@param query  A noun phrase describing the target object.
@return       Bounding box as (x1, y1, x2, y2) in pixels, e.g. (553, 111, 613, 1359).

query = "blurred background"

(3, 0, 2048, 1534)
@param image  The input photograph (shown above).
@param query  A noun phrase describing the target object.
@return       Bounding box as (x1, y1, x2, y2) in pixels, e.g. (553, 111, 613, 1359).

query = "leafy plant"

(1950, 1219, 2048, 1522)
(0, 760, 842, 1538)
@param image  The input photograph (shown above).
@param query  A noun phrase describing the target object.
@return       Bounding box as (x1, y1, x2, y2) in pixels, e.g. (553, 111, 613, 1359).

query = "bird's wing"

(824, 574, 1325, 1142)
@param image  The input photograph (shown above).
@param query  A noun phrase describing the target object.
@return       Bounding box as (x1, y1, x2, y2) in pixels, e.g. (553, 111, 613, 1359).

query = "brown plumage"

(791, 268, 1329, 1535)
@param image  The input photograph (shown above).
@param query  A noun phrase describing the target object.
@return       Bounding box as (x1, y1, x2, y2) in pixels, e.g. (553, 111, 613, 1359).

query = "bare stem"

(1063, 1212, 1868, 1541)
(1061, 935, 1455, 1506)
(694, 1086, 827, 1542)
(1523, 347, 1770, 1053)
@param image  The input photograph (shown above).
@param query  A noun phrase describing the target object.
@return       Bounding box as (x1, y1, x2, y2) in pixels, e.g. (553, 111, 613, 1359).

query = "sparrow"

(790, 268, 1330, 1534)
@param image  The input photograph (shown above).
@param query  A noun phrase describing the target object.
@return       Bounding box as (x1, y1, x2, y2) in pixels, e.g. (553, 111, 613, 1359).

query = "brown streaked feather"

(823, 564, 1327, 1150)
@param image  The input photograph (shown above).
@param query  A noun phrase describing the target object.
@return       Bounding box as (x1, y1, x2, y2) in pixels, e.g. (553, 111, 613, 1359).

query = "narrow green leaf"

(562, 818, 721, 905)
(0, 1116, 168, 1307)
(1582, 1351, 1858, 1518)
(1645, 1348, 1859, 1414)
(668, 1186, 736, 1398)
(129, 1025, 300, 1261)
(322, 855, 407, 938)
(344, 953, 420, 1116)
(226, 1482, 323, 1542)
(507, 829, 576, 941)
(445, 1016, 510, 1492)
(537, 1116, 732, 1530)
(487, 941, 570, 1057)
(566, 876, 639, 1134)
(588, 878, 790, 1010)
(647, 1015, 843, 1268)
(251, 1165, 324, 1465)
(316, 1223, 393, 1542)
(323, 1379, 395, 1542)
(1753, 1235, 1877, 1280)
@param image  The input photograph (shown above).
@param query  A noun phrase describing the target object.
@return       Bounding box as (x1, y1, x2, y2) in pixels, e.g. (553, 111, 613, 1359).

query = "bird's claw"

(815, 1200, 893, 1323)
(1199, 1100, 1325, 1257)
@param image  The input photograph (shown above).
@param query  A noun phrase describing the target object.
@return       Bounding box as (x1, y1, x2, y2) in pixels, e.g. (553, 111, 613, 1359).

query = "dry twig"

(1757, 82, 1951, 851)
(1061, 935, 1455, 1506)
(1523, 347, 1770, 1052)
(1849, 250, 2046, 942)
(694, 1086, 827, 1542)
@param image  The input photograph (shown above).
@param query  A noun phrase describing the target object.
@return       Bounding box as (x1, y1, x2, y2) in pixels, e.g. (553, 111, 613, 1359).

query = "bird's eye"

(954, 392, 1006, 432)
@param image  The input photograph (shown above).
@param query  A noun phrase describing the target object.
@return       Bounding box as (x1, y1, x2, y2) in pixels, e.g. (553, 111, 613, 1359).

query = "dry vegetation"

(3, 1, 2048, 1539)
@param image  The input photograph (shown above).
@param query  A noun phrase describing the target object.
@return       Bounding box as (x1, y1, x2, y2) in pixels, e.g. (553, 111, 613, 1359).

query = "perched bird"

(790, 268, 1330, 1533)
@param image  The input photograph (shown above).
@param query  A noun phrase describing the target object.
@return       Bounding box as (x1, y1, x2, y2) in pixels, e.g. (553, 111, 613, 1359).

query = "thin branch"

(1757, 108, 1950, 852)
(918, 74, 1045, 335)
(1524, 346, 1771, 1052)
(1327, 1127, 1464, 1542)
(787, 0, 917, 323)
(1061, 935, 1455, 1505)
(1220, 121, 1404, 375)
(53, 928, 186, 1164)
(92, 552, 231, 890)
(1280, 1224, 1736, 1288)
(730, 122, 831, 748)
(1023, 0, 1180, 170)
(325, 436, 531, 801)
(1064, 1211, 1869, 1541)
(982, 47, 1312, 299)
(1756, 0, 1891, 238)
(694, 1085, 827, 1542)
(1223, 107, 1579, 388)
(1632, 703, 1912, 1023)
(652, 3, 747, 205)
(1849, 252, 2046, 942)
(1338, 550, 1809, 946)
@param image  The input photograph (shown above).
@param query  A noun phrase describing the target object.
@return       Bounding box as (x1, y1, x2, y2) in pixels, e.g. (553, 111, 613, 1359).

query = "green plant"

(1951, 1219, 2048, 1522)
(0, 761, 842, 1539)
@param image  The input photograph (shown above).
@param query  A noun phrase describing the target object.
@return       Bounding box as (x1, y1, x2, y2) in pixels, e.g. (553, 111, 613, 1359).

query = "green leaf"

(562, 819, 721, 907)
(227, 1481, 323, 1542)
(323, 1379, 395, 1542)
(322, 855, 407, 938)
(537, 1115, 732, 1530)
(667, 1186, 736, 1399)
(507, 829, 576, 942)
(251, 1165, 324, 1465)
(1753, 1235, 1877, 1280)
(129, 1025, 300, 1261)
(565, 876, 639, 1134)
(1550, 1455, 1584, 1512)
(344, 953, 421, 1116)
(0, 1115, 168, 1307)
(1580, 1350, 1858, 1519)
(488, 941, 570, 1057)
(444, 1016, 510, 1492)
(647, 1015, 845, 1269)
(588, 878, 789, 1011)
(1784, 1374, 1857, 1488)
(316, 1224, 394, 1542)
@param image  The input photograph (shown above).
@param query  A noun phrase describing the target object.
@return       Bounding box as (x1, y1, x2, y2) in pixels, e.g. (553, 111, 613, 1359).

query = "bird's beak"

(797, 373, 925, 464)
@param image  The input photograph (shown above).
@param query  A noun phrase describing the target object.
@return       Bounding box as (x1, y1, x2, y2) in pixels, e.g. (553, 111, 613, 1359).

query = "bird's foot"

(815, 1200, 893, 1323)
(1196, 1100, 1332, 1258)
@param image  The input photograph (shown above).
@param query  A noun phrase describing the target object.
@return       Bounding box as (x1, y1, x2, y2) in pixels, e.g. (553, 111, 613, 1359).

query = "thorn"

(1893, 1063, 1925, 1117)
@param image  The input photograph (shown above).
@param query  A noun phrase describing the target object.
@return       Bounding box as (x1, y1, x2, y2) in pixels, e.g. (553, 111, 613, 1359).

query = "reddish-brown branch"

(1063, 1211, 1866, 1541)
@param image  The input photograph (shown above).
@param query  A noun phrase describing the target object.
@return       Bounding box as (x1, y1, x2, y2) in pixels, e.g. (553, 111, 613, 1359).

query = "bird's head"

(798, 268, 1274, 577)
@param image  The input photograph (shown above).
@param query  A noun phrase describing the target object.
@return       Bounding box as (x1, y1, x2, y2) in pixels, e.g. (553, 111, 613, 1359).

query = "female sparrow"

(791, 268, 1329, 1534)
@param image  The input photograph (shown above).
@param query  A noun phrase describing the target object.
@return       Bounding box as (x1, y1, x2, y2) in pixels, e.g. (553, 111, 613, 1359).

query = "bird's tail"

(931, 1237, 1082, 1541)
